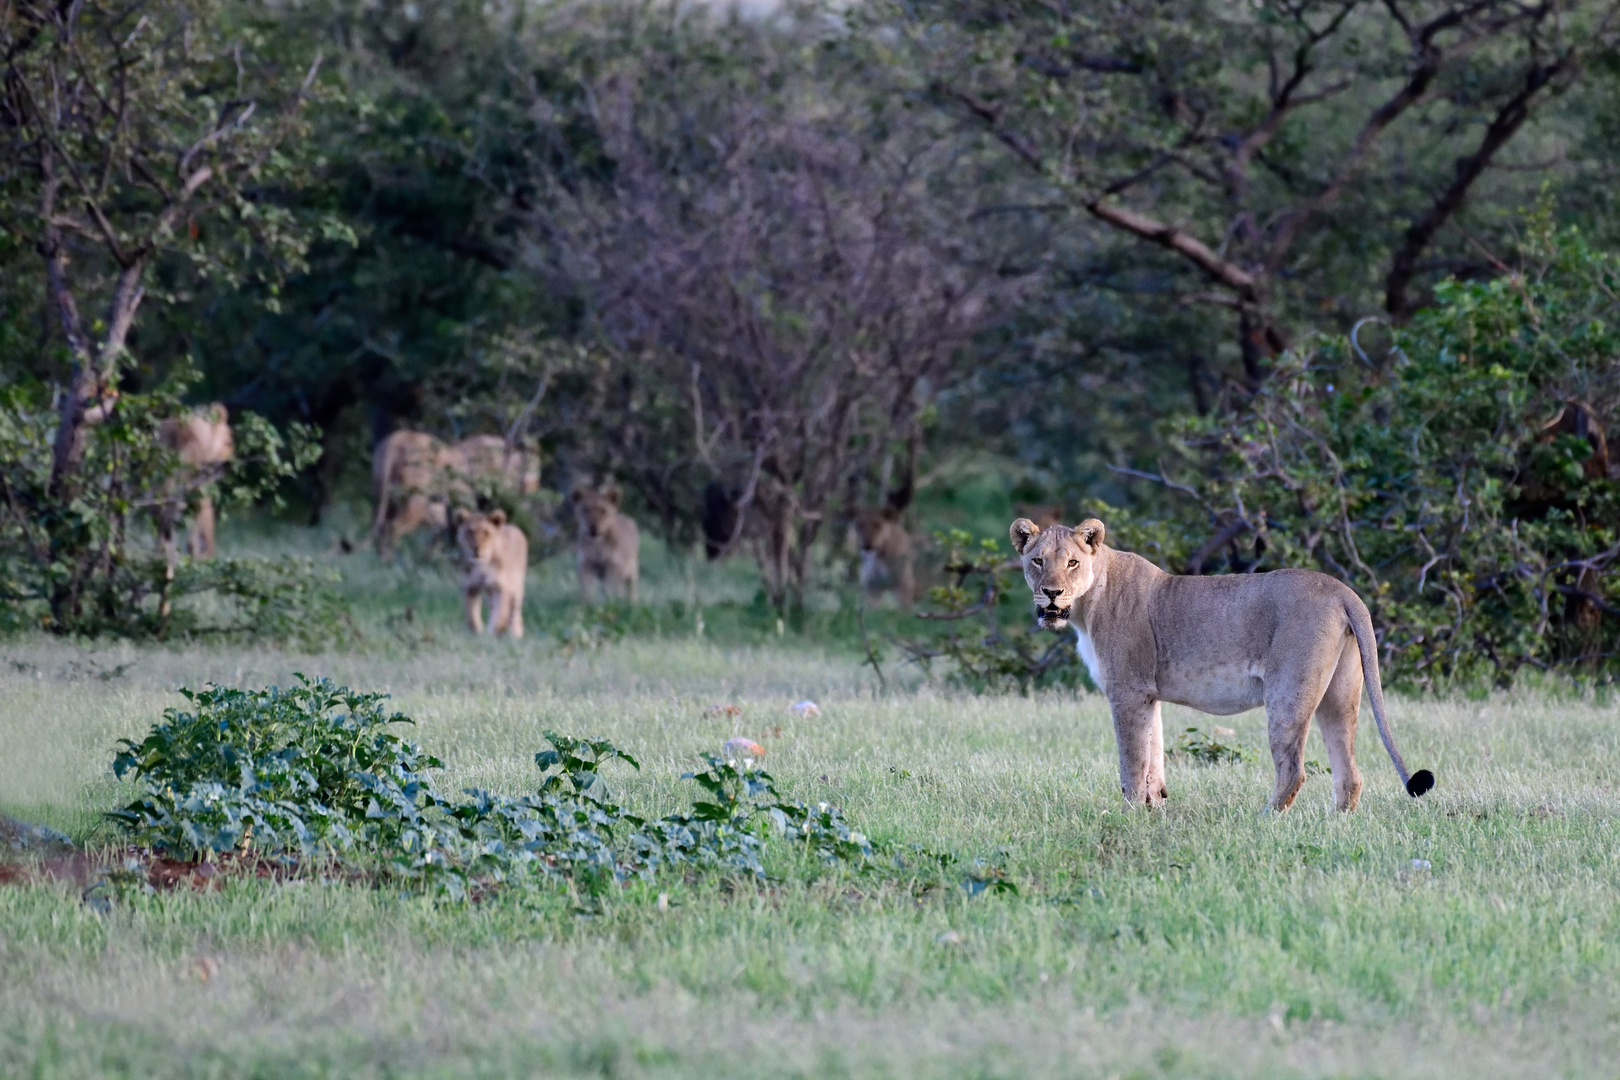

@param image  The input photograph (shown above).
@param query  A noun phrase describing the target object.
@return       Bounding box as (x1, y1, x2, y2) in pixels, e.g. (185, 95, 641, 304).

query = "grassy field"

(4, 519, 1620, 1078)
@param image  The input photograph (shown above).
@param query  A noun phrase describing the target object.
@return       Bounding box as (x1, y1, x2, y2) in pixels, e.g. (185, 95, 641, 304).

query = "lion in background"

(370, 430, 541, 557)
(572, 482, 639, 602)
(158, 403, 234, 558)
(453, 508, 527, 638)
(852, 505, 915, 609)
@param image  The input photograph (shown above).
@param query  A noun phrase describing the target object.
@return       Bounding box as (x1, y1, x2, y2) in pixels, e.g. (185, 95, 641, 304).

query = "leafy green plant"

(1144, 209, 1620, 688)
(0, 374, 344, 646)
(110, 678, 435, 862)
(109, 676, 873, 899)
(1172, 728, 1256, 767)
(894, 529, 1078, 693)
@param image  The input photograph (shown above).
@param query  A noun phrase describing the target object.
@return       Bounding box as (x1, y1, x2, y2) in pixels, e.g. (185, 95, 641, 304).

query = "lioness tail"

(1345, 596, 1435, 798)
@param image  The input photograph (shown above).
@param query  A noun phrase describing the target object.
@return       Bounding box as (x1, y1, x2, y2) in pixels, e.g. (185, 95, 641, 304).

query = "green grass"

(4, 517, 1620, 1078)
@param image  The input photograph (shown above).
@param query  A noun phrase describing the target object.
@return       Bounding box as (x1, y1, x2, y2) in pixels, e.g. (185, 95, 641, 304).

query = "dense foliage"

(897, 529, 1082, 694)
(111, 676, 873, 898)
(1143, 215, 1620, 685)
(6, 0, 1620, 675)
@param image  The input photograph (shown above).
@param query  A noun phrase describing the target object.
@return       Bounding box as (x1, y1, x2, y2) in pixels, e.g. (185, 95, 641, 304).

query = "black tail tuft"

(1405, 769, 1435, 798)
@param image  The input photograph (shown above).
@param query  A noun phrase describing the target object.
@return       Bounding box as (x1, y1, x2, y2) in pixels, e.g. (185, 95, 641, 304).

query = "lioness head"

(1009, 516, 1106, 631)
(571, 483, 621, 539)
(454, 508, 508, 565)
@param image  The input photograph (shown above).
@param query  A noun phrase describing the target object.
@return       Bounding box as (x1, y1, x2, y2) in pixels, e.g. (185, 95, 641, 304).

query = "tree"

(1, 0, 328, 629)
(1141, 208, 1620, 686)
(887, 0, 1620, 384)
(499, 6, 1014, 607)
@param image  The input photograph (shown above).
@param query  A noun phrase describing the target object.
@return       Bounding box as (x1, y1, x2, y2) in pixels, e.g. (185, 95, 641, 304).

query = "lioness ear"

(489, 509, 507, 527)
(604, 484, 621, 508)
(570, 487, 585, 504)
(1076, 518, 1106, 554)
(209, 403, 228, 424)
(1009, 517, 1040, 555)
(452, 507, 470, 527)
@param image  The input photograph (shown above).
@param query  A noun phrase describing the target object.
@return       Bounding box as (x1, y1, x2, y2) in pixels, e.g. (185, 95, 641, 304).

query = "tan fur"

(1010, 516, 1431, 812)
(453, 508, 528, 637)
(852, 506, 914, 609)
(571, 483, 639, 602)
(453, 435, 542, 495)
(158, 403, 234, 557)
(371, 431, 542, 557)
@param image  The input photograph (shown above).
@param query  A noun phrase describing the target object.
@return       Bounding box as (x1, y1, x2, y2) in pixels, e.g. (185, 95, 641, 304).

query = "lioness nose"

(1043, 588, 1063, 601)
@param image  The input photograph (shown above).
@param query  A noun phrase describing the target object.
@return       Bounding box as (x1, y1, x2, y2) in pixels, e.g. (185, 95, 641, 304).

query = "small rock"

(1411, 858, 1432, 870)
(1212, 726, 1236, 737)
(790, 700, 821, 718)
(656, 892, 669, 912)
(935, 930, 964, 946)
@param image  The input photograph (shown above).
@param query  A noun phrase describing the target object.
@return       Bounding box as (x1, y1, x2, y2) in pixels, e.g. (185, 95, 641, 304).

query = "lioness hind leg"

(1264, 697, 1313, 812)
(1315, 635, 1365, 812)
(1263, 655, 1337, 812)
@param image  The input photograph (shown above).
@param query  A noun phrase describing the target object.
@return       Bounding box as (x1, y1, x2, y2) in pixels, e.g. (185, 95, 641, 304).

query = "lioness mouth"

(1036, 604, 1071, 629)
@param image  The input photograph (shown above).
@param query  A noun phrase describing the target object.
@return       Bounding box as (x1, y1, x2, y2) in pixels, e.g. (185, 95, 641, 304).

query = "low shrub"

(110, 676, 871, 899)
(893, 529, 1079, 693)
(1171, 727, 1255, 766)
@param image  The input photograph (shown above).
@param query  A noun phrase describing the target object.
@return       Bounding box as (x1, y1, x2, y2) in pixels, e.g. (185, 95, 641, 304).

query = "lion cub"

(571, 483, 640, 602)
(452, 509, 528, 638)
(852, 506, 915, 609)
(158, 403, 234, 557)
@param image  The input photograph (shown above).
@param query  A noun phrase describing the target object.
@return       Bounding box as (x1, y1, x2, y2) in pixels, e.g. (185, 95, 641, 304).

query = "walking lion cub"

(453, 509, 528, 638)
(1011, 516, 1433, 811)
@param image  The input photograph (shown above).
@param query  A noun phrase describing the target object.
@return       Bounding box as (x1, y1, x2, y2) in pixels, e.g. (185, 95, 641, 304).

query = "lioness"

(158, 403, 234, 557)
(571, 483, 639, 602)
(452, 508, 527, 637)
(1011, 516, 1433, 811)
(371, 431, 542, 557)
(852, 506, 915, 609)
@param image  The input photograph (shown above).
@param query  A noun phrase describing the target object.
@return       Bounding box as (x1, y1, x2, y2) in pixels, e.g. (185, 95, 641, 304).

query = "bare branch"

(1084, 199, 1260, 301)
(1385, 51, 1574, 316)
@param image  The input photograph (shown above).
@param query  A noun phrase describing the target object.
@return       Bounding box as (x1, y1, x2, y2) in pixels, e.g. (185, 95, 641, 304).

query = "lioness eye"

(1068, 559, 1079, 568)
(1031, 558, 1042, 567)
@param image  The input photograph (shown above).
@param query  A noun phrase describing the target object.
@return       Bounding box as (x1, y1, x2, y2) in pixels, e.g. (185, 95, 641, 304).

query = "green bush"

(894, 529, 1080, 693)
(110, 676, 872, 899)
(1147, 209, 1620, 688)
(0, 374, 347, 646)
